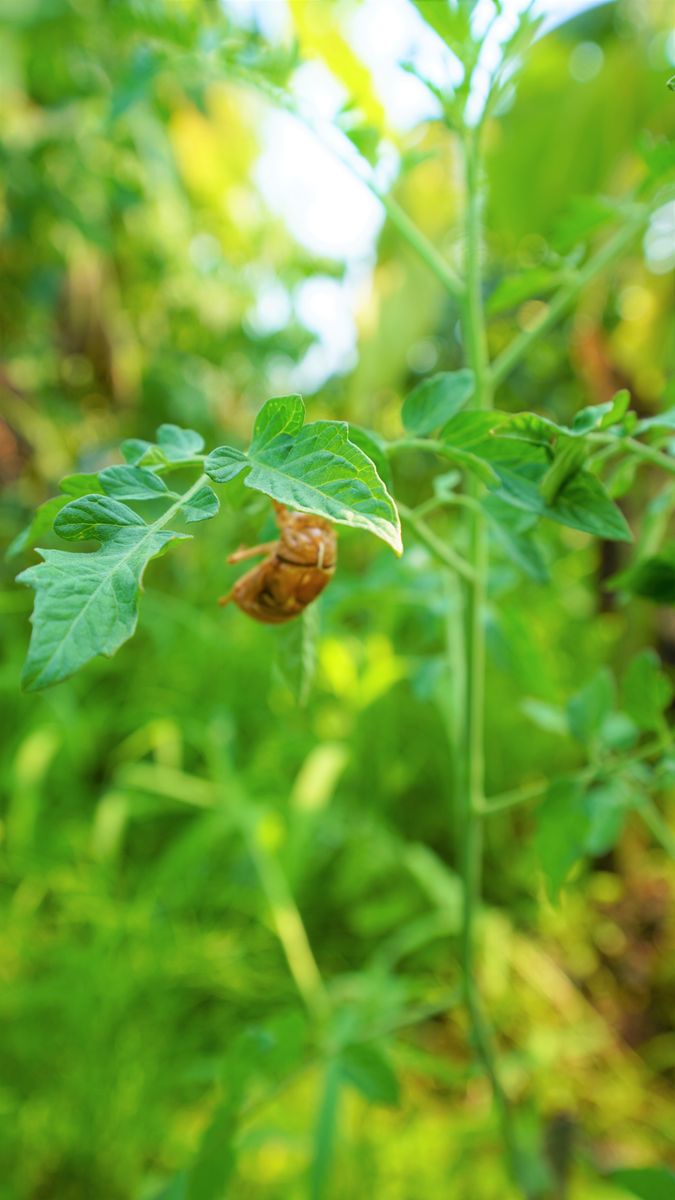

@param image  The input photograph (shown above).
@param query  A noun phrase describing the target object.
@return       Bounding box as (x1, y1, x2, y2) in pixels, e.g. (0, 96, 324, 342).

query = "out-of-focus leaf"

(485, 443, 632, 542)
(157, 424, 205, 461)
(186, 1102, 237, 1200)
(600, 711, 639, 752)
(121, 438, 158, 465)
(341, 1043, 400, 1107)
(483, 495, 549, 582)
(610, 1166, 675, 1199)
(583, 779, 634, 856)
(6, 496, 70, 561)
(60, 472, 104, 496)
(536, 773, 634, 898)
(288, 0, 386, 129)
(496, 393, 631, 447)
(640, 137, 675, 179)
(410, 0, 472, 51)
(402, 370, 474, 435)
(623, 650, 673, 732)
(610, 544, 675, 603)
(567, 669, 615, 746)
(552, 195, 618, 253)
(440, 411, 507, 449)
(634, 407, 675, 434)
(535, 778, 589, 899)
(571, 390, 631, 434)
(521, 698, 568, 735)
(487, 268, 563, 314)
(274, 605, 319, 706)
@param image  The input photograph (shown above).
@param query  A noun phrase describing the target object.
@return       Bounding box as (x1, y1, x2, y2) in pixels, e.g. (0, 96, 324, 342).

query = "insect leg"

(227, 540, 278, 564)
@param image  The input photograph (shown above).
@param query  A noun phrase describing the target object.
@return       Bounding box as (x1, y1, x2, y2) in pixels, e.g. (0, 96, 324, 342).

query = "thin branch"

(481, 738, 667, 815)
(590, 434, 675, 478)
(638, 797, 675, 860)
(398, 502, 476, 582)
(230, 66, 465, 299)
(491, 207, 657, 388)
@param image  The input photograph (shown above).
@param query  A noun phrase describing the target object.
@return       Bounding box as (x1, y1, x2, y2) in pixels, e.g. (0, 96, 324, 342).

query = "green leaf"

(606, 455, 638, 499)
(54, 494, 146, 540)
(402, 370, 474, 436)
(535, 778, 589, 900)
(634, 407, 675, 434)
(640, 135, 675, 180)
(486, 445, 632, 542)
(487, 268, 564, 315)
(600, 711, 639, 753)
(186, 1102, 237, 1200)
(610, 1166, 675, 1200)
(121, 438, 167, 467)
(536, 775, 636, 899)
(521, 698, 568, 735)
(623, 650, 673, 732)
(441, 410, 506, 450)
(610, 544, 675, 603)
(483, 496, 549, 583)
(60, 472, 105, 496)
(274, 605, 318, 705)
(438, 443, 499, 485)
(494, 411, 565, 449)
(204, 445, 249, 483)
(348, 425, 393, 491)
(6, 496, 70, 561)
(552, 195, 618, 253)
(182, 485, 220, 524)
(410, 0, 472, 51)
(583, 779, 634, 856)
(496, 394, 630, 447)
(567, 668, 615, 746)
(251, 393, 304, 447)
(571, 390, 631, 434)
(99, 465, 169, 500)
(17, 496, 186, 691)
(157, 424, 205, 460)
(341, 1043, 400, 1107)
(206, 396, 402, 554)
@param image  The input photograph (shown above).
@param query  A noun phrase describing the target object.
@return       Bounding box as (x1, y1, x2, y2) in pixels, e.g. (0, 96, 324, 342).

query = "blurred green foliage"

(1, 1, 674, 1198)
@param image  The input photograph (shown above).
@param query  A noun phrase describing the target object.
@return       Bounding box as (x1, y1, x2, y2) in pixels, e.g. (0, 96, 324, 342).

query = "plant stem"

(232, 67, 464, 299)
(590, 434, 675, 478)
(378, 191, 465, 297)
(459, 130, 526, 1194)
(398, 502, 476, 582)
(310, 1056, 343, 1200)
(637, 797, 675, 860)
(155, 472, 209, 528)
(491, 208, 654, 388)
(482, 738, 668, 815)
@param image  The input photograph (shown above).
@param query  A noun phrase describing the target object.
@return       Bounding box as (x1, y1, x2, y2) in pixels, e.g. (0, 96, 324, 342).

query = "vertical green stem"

(459, 130, 526, 1193)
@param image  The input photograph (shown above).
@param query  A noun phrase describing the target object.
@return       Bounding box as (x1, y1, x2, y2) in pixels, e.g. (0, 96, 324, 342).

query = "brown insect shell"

(275, 507, 337, 570)
(225, 505, 337, 624)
